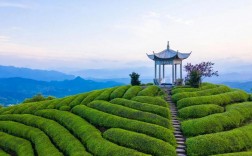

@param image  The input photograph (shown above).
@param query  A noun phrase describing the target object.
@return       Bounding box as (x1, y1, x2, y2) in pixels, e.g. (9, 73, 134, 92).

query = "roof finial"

(167, 41, 170, 50)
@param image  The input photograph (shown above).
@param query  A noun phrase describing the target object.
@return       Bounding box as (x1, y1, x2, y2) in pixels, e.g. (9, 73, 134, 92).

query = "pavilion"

(146, 42, 191, 85)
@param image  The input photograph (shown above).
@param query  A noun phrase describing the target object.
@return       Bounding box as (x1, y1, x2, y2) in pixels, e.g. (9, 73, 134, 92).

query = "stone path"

(164, 87, 187, 156)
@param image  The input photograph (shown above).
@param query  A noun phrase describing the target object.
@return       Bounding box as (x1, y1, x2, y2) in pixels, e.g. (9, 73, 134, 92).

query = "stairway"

(164, 87, 187, 156)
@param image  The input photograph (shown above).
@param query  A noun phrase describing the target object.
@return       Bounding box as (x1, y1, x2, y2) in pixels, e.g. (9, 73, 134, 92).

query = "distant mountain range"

(0, 77, 122, 105)
(221, 81, 252, 93)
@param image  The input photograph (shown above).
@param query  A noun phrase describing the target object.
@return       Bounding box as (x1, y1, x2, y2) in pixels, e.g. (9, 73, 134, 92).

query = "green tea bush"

(59, 105, 71, 111)
(110, 98, 170, 118)
(171, 83, 217, 94)
(95, 87, 117, 101)
(172, 85, 231, 102)
(122, 86, 143, 99)
(81, 90, 104, 105)
(177, 90, 249, 109)
(178, 104, 224, 119)
(137, 85, 160, 96)
(87, 100, 171, 128)
(249, 94, 252, 101)
(46, 99, 65, 109)
(0, 114, 89, 156)
(0, 132, 34, 156)
(110, 86, 130, 100)
(213, 151, 252, 156)
(103, 128, 176, 156)
(55, 95, 77, 109)
(0, 121, 62, 156)
(72, 105, 176, 146)
(181, 102, 252, 137)
(35, 109, 149, 156)
(186, 123, 252, 156)
(0, 149, 10, 156)
(131, 96, 168, 107)
(69, 92, 90, 108)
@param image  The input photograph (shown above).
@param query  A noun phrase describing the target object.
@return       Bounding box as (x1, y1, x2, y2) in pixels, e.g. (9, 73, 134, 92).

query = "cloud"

(0, 36, 10, 42)
(166, 14, 194, 25)
(0, 2, 30, 9)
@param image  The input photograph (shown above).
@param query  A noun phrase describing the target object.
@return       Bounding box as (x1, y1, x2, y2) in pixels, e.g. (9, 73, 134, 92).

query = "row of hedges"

(87, 100, 171, 128)
(95, 87, 117, 101)
(0, 149, 10, 156)
(0, 131, 34, 156)
(171, 83, 217, 95)
(123, 86, 143, 99)
(35, 109, 148, 156)
(103, 128, 176, 156)
(186, 123, 252, 156)
(213, 151, 252, 156)
(0, 114, 89, 156)
(0, 121, 62, 156)
(110, 98, 170, 118)
(178, 104, 224, 119)
(69, 93, 90, 107)
(137, 86, 160, 96)
(131, 96, 169, 107)
(172, 85, 231, 102)
(55, 95, 77, 109)
(177, 90, 249, 109)
(181, 102, 252, 137)
(81, 90, 105, 105)
(72, 105, 176, 146)
(110, 86, 130, 100)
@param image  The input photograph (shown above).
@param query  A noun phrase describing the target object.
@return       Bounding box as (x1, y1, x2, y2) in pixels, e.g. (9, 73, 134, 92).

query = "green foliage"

(110, 98, 170, 118)
(110, 86, 130, 100)
(171, 82, 216, 95)
(103, 128, 176, 156)
(213, 151, 252, 156)
(129, 72, 141, 86)
(181, 102, 252, 137)
(186, 123, 252, 156)
(72, 105, 176, 146)
(23, 93, 55, 103)
(178, 104, 224, 119)
(87, 100, 171, 128)
(137, 85, 160, 96)
(35, 109, 148, 156)
(0, 114, 89, 156)
(188, 70, 201, 87)
(0, 120, 62, 156)
(81, 90, 104, 105)
(0, 149, 10, 156)
(55, 95, 77, 109)
(177, 90, 249, 109)
(95, 87, 117, 101)
(172, 85, 231, 102)
(0, 131, 34, 156)
(131, 96, 168, 107)
(122, 86, 143, 99)
(249, 94, 252, 101)
(59, 105, 71, 111)
(69, 92, 90, 108)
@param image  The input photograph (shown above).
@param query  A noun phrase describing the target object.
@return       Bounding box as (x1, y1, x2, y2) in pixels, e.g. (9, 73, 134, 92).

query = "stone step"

(177, 141, 186, 145)
(177, 144, 186, 148)
(174, 131, 182, 135)
(173, 124, 181, 128)
(177, 153, 187, 156)
(176, 148, 186, 153)
(174, 134, 184, 138)
(176, 137, 186, 141)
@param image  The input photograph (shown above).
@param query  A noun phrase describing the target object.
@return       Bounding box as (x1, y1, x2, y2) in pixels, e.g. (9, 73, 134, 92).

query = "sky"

(0, 0, 252, 75)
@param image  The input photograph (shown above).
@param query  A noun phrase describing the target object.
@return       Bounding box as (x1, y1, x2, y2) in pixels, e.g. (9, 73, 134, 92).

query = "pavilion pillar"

(180, 62, 182, 79)
(163, 64, 165, 79)
(175, 64, 177, 81)
(154, 61, 157, 79)
(159, 64, 161, 83)
(172, 62, 174, 84)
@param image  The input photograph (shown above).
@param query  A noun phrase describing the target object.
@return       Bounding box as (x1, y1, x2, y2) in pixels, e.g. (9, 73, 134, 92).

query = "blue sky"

(0, 0, 252, 74)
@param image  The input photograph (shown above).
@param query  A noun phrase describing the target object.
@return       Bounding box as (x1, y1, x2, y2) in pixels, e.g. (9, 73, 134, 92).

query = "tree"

(23, 93, 55, 103)
(129, 72, 141, 86)
(185, 62, 218, 87)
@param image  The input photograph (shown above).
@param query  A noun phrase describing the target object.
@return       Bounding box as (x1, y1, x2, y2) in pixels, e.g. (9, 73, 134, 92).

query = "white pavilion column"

(163, 64, 165, 79)
(180, 62, 182, 79)
(159, 64, 161, 83)
(154, 61, 157, 79)
(172, 62, 174, 84)
(175, 64, 177, 81)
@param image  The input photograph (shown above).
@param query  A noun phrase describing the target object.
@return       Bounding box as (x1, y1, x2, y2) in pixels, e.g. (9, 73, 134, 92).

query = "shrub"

(178, 104, 224, 119)
(0, 149, 10, 156)
(130, 72, 141, 86)
(87, 100, 171, 128)
(181, 102, 252, 137)
(35, 109, 149, 156)
(172, 85, 231, 102)
(23, 93, 55, 103)
(0, 121, 62, 156)
(0, 114, 88, 156)
(131, 96, 168, 107)
(69, 92, 90, 108)
(110, 98, 170, 118)
(81, 90, 104, 105)
(110, 86, 130, 100)
(186, 123, 252, 156)
(171, 83, 216, 95)
(72, 105, 176, 146)
(59, 105, 71, 111)
(95, 87, 118, 101)
(187, 70, 201, 87)
(177, 90, 249, 109)
(0, 131, 34, 156)
(103, 128, 176, 156)
(213, 151, 252, 156)
(122, 86, 143, 99)
(55, 95, 77, 109)
(137, 86, 160, 96)
(249, 94, 252, 101)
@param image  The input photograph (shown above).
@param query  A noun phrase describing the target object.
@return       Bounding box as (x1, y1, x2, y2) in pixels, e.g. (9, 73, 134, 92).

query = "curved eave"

(177, 51, 192, 60)
(146, 53, 155, 60)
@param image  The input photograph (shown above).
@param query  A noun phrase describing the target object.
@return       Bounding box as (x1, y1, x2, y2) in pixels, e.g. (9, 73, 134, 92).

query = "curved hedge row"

(103, 128, 176, 156)
(110, 86, 130, 100)
(213, 151, 252, 156)
(123, 86, 143, 99)
(87, 100, 171, 128)
(72, 105, 176, 146)
(35, 109, 149, 156)
(0, 114, 89, 156)
(55, 95, 77, 109)
(181, 102, 252, 137)
(177, 90, 249, 109)
(0, 121, 62, 156)
(171, 83, 217, 95)
(178, 104, 224, 119)
(0, 149, 10, 156)
(110, 98, 170, 118)
(0, 132, 34, 156)
(69, 93, 90, 108)
(137, 86, 160, 96)
(81, 90, 104, 105)
(186, 123, 252, 156)
(131, 96, 168, 107)
(172, 85, 231, 102)
(95, 87, 117, 101)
